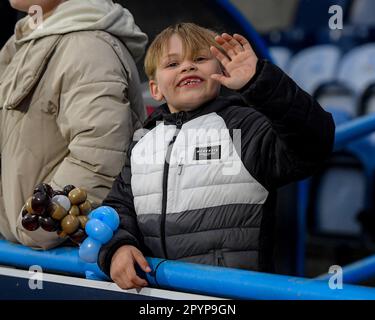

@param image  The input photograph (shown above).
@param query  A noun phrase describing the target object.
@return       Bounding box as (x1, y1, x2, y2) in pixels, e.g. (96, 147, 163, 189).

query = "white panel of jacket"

(131, 113, 269, 215)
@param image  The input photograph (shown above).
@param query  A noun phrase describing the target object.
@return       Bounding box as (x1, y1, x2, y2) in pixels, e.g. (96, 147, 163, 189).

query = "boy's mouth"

(177, 76, 204, 87)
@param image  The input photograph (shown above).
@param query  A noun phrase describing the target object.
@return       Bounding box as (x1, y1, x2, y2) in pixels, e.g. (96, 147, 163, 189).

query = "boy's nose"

(181, 62, 197, 73)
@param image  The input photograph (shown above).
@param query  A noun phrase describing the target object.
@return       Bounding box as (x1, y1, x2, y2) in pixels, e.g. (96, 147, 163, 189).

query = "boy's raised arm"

(211, 33, 335, 190)
(232, 59, 335, 190)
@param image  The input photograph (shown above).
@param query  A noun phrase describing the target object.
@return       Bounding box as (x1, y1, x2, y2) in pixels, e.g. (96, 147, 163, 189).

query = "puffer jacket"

(0, 0, 147, 248)
(99, 60, 335, 275)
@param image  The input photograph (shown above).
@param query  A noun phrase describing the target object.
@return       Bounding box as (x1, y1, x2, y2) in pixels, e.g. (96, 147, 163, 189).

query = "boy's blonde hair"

(145, 23, 224, 80)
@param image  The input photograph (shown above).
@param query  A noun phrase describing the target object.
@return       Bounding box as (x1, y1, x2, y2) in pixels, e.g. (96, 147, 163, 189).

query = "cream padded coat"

(0, 0, 147, 249)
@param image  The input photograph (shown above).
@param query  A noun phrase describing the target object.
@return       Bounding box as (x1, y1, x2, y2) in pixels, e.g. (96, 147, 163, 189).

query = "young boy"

(99, 23, 335, 289)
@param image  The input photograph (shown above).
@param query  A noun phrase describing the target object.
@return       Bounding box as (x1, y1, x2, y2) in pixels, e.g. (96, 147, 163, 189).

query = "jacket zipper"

(177, 157, 184, 175)
(216, 250, 225, 266)
(160, 111, 184, 258)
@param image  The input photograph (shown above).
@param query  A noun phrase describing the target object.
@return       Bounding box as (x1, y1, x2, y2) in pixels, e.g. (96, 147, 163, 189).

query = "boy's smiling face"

(149, 34, 223, 113)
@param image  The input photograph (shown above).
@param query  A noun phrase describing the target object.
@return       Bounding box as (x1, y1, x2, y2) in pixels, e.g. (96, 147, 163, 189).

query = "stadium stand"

(360, 84, 375, 115)
(287, 45, 341, 95)
(3, 0, 375, 284)
(269, 46, 292, 71)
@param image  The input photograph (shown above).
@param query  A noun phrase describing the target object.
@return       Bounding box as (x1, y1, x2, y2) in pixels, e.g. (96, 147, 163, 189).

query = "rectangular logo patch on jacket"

(194, 145, 221, 160)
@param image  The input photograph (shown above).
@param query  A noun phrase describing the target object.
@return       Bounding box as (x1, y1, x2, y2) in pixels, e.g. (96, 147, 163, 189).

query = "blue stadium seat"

(315, 83, 357, 117)
(337, 44, 375, 95)
(269, 46, 292, 71)
(308, 154, 365, 236)
(312, 44, 375, 117)
(309, 128, 375, 233)
(360, 83, 375, 115)
(309, 129, 375, 239)
(287, 45, 341, 95)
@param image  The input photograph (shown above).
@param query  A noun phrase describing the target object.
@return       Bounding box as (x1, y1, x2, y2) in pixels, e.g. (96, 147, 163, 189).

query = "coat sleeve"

(227, 60, 335, 190)
(98, 153, 144, 277)
(51, 80, 136, 203)
(51, 43, 143, 204)
(15, 33, 145, 249)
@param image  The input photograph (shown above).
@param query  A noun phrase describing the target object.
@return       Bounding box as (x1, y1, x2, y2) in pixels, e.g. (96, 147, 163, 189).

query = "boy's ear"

(149, 80, 164, 101)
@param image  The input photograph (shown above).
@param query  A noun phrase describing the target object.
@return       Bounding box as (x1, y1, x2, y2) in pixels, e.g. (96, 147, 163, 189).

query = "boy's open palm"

(210, 33, 258, 90)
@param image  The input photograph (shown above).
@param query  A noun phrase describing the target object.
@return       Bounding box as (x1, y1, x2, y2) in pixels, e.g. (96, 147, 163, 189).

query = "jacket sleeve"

(230, 60, 335, 190)
(51, 32, 145, 204)
(15, 33, 145, 249)
(98, 154, 143, 277)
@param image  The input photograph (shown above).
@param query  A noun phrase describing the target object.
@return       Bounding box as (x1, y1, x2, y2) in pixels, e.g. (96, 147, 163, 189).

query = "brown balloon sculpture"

(21, 183, 92, 245)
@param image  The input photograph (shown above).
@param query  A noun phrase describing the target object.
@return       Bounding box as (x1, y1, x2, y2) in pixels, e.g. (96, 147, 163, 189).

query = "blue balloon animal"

(79, 206, 120, 263)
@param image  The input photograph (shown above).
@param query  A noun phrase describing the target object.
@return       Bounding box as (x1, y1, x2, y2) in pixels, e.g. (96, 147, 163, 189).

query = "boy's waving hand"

(210, 33, 258, 90)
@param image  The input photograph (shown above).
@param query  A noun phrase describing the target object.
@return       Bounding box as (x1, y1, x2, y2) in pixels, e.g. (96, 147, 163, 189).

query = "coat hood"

(14, 0, 148, 61)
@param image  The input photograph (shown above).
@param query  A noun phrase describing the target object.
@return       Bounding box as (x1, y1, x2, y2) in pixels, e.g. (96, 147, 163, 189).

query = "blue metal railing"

(1, 240, 375, 300)
(296, 179, 310, 276)
(316, 254, 375, 284)
(0, 239, 107, 280)
(334, 113, 375, 151)
(145, 258, 375, 300)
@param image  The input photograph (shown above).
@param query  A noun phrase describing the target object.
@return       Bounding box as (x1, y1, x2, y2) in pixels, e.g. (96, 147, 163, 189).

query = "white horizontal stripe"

(167, 182, 268, 214)
(0, 266, 224, 300)
(131, 113, 268, 216)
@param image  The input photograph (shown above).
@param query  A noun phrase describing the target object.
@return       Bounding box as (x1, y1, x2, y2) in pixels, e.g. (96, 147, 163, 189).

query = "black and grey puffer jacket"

(98, 60, 335, 275)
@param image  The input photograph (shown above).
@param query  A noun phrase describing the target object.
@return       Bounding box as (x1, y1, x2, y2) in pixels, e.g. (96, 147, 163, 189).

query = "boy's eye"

(195, 56, 208, 62)
(166, 62, 178, 68)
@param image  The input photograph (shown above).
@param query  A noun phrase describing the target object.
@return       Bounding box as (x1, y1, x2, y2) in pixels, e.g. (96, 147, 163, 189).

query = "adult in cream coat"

(0, 0, 147, 249)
